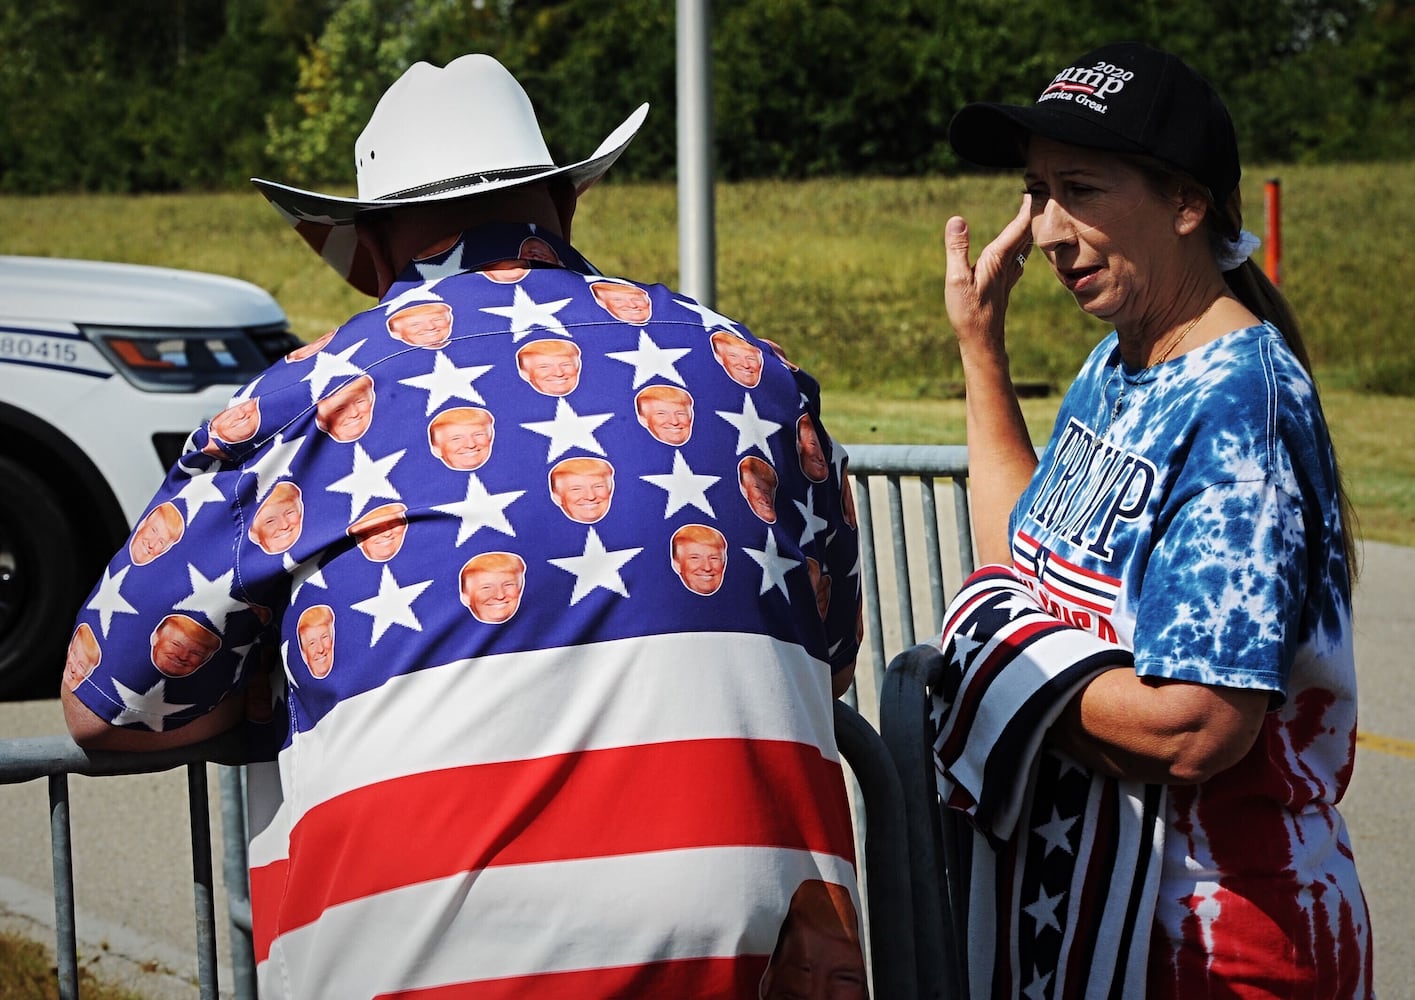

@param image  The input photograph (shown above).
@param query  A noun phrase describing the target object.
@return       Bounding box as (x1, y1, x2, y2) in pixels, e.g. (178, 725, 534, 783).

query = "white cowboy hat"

(251, 53, 649, 296)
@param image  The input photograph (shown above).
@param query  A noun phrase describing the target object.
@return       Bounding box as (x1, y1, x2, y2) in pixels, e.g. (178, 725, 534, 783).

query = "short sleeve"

(65, 448, 283, 735)
(1131, 478, 1306, 697)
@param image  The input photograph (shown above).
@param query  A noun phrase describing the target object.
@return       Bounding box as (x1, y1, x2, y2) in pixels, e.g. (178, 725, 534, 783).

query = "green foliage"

(1, 165, 1412, 541)
(0, 0, 305, 193)
(474, 0, 678, 182)
(0, 0, 1410, 195)
(262, 0, 514, 188)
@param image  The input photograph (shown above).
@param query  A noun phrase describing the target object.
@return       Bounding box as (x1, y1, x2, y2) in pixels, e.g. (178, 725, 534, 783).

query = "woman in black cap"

(939, 41, 1372, 998)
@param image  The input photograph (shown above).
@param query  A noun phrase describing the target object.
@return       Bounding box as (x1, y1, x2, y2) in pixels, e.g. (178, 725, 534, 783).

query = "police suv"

(0, 256, 300, 698)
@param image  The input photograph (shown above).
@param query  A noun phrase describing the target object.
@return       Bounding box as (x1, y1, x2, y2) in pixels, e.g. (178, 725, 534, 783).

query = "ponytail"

(1216, 195, 1361, 586)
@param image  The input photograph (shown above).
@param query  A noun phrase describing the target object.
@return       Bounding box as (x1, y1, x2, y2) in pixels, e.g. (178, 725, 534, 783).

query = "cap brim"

(948, 101, 1147, 169)
(251, 103, 650, 296)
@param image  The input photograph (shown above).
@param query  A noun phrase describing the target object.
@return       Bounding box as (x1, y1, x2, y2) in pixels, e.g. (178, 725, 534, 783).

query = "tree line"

(2, 0, 1411, 196)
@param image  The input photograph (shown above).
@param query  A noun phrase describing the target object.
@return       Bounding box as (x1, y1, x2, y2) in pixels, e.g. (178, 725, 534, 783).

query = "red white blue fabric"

(930, 564, 1164, 998)
(1005, 323, 1372, 997)
(67, 224, 865, 998)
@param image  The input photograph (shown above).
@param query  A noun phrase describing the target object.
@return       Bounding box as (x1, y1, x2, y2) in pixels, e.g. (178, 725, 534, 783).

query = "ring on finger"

(1015, 252, 1029, 269)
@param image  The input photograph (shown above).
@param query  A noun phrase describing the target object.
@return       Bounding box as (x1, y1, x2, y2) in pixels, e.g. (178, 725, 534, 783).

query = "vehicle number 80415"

(0, 334, 80, 364)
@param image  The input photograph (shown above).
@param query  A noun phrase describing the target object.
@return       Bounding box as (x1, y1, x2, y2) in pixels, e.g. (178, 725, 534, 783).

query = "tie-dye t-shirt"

(1010, 321, 1373, 997)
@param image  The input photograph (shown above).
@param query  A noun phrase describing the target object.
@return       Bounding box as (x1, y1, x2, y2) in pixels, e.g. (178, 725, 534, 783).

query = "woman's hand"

(943, 194, 1033, 356)
(941, 195, 1039, 566)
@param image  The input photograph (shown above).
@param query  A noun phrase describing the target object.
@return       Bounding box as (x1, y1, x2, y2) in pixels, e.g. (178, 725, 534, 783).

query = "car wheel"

(0, 455, 87, 699)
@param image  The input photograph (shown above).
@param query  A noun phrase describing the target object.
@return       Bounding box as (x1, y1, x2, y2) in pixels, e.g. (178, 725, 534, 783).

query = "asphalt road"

(1, 539, 1411, 998)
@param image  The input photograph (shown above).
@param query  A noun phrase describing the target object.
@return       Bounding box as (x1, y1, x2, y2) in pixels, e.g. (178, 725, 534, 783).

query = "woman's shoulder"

(1187, 322, 1333, 466)
(1194, 322, 1312, 395)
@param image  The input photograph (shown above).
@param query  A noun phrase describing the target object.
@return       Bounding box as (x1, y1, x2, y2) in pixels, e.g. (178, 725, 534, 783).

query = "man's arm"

(62, 685, 244, 752)
(831, 661, 856, 700)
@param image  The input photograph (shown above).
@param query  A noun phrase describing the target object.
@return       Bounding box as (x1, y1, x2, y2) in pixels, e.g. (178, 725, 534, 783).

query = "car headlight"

(82, 323, 299, 392)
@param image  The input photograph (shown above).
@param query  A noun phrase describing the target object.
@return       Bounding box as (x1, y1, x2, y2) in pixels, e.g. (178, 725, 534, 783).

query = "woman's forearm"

(1048, 667, 1270, 785)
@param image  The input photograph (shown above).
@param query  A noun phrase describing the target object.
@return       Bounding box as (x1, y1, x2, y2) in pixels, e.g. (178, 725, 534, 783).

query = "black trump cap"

(948, 42, 1240, 234)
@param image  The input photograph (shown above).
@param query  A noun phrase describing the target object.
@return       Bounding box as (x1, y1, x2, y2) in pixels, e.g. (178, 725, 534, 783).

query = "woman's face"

(1024, 137, 1181, 331)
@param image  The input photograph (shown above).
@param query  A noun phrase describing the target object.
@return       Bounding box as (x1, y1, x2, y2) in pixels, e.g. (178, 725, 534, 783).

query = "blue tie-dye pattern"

(1013, 321, 1351, 699)
(1012, 321, 1371, 994)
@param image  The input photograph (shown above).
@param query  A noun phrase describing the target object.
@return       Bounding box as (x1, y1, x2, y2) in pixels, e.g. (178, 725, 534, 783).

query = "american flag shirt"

(66, 224, 866, 999)
(1010, 322, 1372, 998)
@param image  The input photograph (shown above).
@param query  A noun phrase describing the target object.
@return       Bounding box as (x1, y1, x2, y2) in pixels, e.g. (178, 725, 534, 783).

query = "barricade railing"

(0, 730, 251, 999)
(0, 443, 977, 1000)
(844, 444, 974, 722)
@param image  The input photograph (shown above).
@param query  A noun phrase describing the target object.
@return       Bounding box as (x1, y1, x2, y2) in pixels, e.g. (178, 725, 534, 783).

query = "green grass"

(2, 166, 1412, 547)
(0, 932, 144, 1000)
(819, 388, 1415, 550)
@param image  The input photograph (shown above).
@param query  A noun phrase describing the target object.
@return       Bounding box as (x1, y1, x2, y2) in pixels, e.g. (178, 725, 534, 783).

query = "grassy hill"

(3, 164, 1410, 545)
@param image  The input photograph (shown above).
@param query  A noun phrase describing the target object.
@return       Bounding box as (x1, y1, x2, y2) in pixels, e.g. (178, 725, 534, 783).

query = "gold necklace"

(1101, 298, 1216, 435)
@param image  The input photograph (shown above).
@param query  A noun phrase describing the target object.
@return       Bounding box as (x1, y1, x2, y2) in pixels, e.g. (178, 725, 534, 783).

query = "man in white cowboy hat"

(62, 54, 868, 998)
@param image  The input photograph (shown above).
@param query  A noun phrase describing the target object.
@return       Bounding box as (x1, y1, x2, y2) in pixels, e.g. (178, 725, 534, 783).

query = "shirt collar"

(383, 223, 598, 303)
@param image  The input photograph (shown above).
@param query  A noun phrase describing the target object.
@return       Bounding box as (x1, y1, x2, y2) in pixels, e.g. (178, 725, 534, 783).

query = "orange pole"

(1264, 178, 1282, 286)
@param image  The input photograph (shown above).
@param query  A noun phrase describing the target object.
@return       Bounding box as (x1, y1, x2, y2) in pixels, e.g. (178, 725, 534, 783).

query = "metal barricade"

(0, 714, 926, 1000)
(843, 444, 975, 720)
(0, 443, 977, 1000)
(0, 731, 249, 999)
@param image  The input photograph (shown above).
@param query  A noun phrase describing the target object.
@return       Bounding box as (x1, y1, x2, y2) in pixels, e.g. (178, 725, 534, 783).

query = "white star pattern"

(175, 447, 217, 478)
(284, 552, 328, 603)
(1033, 807, 1078, 858)
(350, 566, 432, 644)
(382, 276, 450, 315)
(998, 591, 1037, 619)
(1021, 969, 1054, 1000)
(279, 640, 299, 690)
(226, 375, 262, 405)
(326, 444, 406, 521)
(174, 470, 225, 524)
(1022, 886, 1065, 935)
(109, 677, 196, 732)
(674, 298, 744, 336)
(641, 450, 719, 518)
(301, 339, 366, 402)
(928, 693, 948, 730)
(432, 475, 525, 545)
(605, 332, 691, 388)
(794, 487, 830, 546)
(413, 250, 467, 283)
(228, 639, 255, 685)
(246, 433, 306, 500)
(949, 621, 985, 671)
(548, 528, 642, 605)
(744, 530, 798, 598)
(480, 285, 573, 341)
(521, 398, 613, 461)
(86, 566, 137, 637)
(172, 563, 242, 634)
(832, 437, 849, 485)
(398, 353, 494, 414)
(716, 394, 782, 456)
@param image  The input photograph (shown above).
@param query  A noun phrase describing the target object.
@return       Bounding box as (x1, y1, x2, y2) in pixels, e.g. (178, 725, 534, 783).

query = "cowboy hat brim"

(251, 102, 649, 297)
